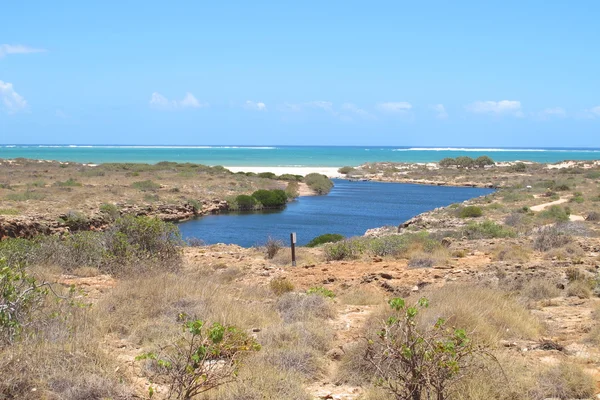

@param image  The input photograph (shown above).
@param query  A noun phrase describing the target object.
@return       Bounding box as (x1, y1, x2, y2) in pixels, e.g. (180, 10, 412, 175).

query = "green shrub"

(306, 233, 345, 247)
(0, 258, 49, 344)
(235, 194, 258, 210)
(137, 319, 260, 399)
(304, 173, 334, 195)
(53, 178, 82, 187)
(458, 206, 483, 218)
(462, 221, 516, 239)
(586, 211, 600, 221)
(508, 162, 527, 172)
(59, 210, 89, 230)
(306, 286, 335, 298)
(5, 190, 45, 201)
(285, 181, 299, 199)
(0, 208, 19, 215)
(99, 203, 120, 220)
(252, 189, 287, 208)
(585, 170, 600, 179)
(131, 180, 161, 192)
(187, 199, 201, 213)
(474, 156, 494, 167)
(277, 173, 303, 181)
(538, 205, 570, 222)
(570, 192, 584, 203)
(439, 158, 456, 167)
(338, 166, 356, 175)
(323, 239, 363, 261)
(257, 172, 277, 179)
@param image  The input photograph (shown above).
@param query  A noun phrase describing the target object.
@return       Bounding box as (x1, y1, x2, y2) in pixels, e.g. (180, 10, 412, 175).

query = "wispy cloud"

(244, 100, 267, 111)
(432, 104, 448, 119)
(0, 44, 46, 58)
(341, 103, 375, 120)
(307, 101, 335, 113)
(532, 107, 566, 120)
(0, 80, 27, 113)
(466, 100, 523, 117)
(377, 102, 412, 113)
(583, 105, 600, 119)
(149, 92, 207, 110)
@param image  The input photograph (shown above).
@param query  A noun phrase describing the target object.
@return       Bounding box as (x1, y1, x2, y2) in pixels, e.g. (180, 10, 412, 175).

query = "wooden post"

(290, 232, 297, 267)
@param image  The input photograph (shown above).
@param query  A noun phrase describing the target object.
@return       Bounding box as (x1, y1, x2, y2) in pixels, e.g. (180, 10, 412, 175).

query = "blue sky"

(1, 1, 599, 146)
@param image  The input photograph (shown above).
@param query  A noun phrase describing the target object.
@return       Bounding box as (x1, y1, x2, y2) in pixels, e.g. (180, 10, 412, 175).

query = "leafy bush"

(304, 173, 334, 195)
(99, 203, 120, 220)
(277, 173, 303, 181)
(306, 233, 345, 247)
(285, 181, 300, 199)
(235, 194, 258, 210)
(137, 319, 260, 399)
(0, 258, 49, 344)
(323, 239, 363, 261)
(338, 166, 356, 175)
(257, 172, 277, 179)
(365, 297, 492, 400)
(461, 221, 515, 239)
(306, 286, 335, 298)
(474, 155, 494, 167)
(252, 189, 288, 208)
(131, 180, 161, 192)
(458, 206, 483, 218)
(538, 205, 570, 222)
(508, 162, 527, 172)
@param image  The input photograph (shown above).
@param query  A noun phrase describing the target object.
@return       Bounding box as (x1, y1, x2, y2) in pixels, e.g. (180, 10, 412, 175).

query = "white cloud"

(587, 106, 600, 118)
(0, 44, 46, 58)
(149, 92, 207, 110)
(0, 80, 27, 113)
(307, 101, 334, 113)
(179, 92, 203, 108)
(533, 107, 566, 120)
(245, 100, 267, 111)
(466, 100, 523, 116)
(377, 102, 412, 113)
(432, 104, 448, 119)
(341, 103, 374, 119)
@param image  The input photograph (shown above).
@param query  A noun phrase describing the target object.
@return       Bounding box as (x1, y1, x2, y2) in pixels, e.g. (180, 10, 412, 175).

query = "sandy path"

(530, 197, 569, 212)
(530, 197, 585, 221)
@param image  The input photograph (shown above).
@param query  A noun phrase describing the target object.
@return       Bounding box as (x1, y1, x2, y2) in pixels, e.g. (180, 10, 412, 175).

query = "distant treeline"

(438, 155, 494, 168)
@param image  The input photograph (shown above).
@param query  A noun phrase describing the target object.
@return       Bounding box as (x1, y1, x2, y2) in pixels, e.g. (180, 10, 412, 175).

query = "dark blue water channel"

(178, 179, 494, 247)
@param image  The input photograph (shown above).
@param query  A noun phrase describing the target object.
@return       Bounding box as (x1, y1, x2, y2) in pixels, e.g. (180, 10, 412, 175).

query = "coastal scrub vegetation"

(439, 155, 494, 169)
(304, 173, 334, 195)
(306, 233, 345, 247)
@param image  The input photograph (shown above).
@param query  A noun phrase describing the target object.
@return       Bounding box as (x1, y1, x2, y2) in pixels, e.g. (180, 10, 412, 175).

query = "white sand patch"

(225, 166, 342, 178)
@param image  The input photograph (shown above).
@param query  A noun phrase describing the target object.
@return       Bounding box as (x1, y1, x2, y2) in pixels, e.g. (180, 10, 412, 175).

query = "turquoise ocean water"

(1, 145, 600, 166)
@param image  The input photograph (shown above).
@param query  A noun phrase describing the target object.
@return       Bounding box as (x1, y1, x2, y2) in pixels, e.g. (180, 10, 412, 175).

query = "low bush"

(53, 178, 81, 187)
(458, 205, 483, 218)
(285, 181, 299, 199)
(99, 203, 120, 220)
(252, 189, 288, 208)
(323, 238, 363, 261)
(131, 180, 161, 192)
(407, 256, 435, 268)
(531, 363, 596, 399)
(533, 224, 572, 251)
(306, 233, 345, 247)
(306, 286, 335, 298)
(337, 166, 356, 175)
(461, 221, 516, 239)
(137, 319, 260, 399)
(491, 244, 530, 263)
(566, 280, 592, 299)
(5, 190, 45, 201)
(264, 237, 283, 259)
(257, 172, 277, 179)
(270, 277, 295, 296)
(235, 194, 258, 210)
(276, 293, 334, 323)
(586, 211, 600, 221)
(304, 173, 334, 195)
(59, 210, 89, 230)
(0, 208, 19, 215)
(520, 278, 561, 302)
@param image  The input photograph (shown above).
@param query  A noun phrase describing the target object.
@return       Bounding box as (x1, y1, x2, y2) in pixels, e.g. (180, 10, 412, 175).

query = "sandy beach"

(224, 166, 343, 178)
